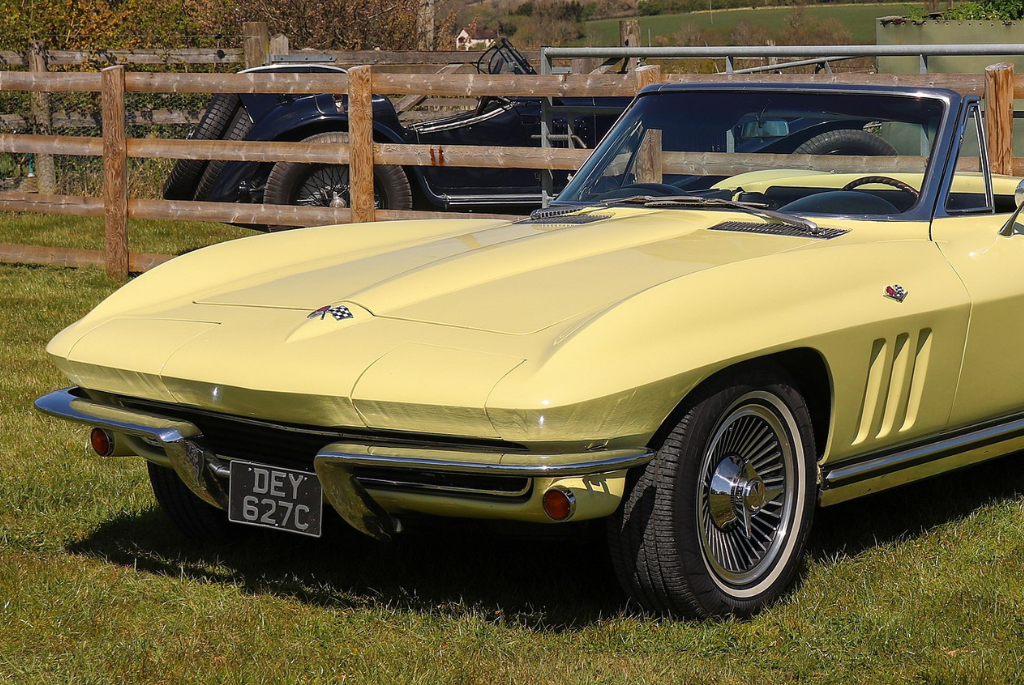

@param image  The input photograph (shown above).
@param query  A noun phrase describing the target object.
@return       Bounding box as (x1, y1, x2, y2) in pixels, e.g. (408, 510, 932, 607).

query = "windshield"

(556, 89, 948, 216)
(479, 39, 536, 75)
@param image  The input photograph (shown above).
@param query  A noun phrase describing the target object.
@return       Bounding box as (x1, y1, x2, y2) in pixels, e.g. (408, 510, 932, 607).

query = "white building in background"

(456, 27, 497, 50)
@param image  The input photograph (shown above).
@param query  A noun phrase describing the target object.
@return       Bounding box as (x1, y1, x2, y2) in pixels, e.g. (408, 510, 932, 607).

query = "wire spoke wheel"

(294, 165, 355, 207)
(263, 131, 412, 226)
(608, 366, 817, 618)
(699, 394, 796, 589)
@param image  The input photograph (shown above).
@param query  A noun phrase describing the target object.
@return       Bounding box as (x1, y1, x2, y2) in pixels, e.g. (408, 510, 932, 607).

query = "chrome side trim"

(406, 102, 513, 134)
(820, 412, 1024, 505)
(441, 193, 543, 206)
(35, 388, 230, 508)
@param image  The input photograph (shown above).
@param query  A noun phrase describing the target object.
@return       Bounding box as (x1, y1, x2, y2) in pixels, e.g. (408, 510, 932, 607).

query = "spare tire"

(162, 93, 240, 200)
(192, 107, 255, 201)
(793, 129, 897, 156)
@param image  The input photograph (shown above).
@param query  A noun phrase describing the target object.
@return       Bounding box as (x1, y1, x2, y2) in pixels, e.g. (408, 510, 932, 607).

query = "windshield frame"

(552, 83, 963, 224)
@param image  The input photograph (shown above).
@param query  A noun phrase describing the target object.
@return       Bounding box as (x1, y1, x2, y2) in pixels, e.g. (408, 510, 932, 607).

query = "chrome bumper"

(35, 387, 232, 508)
(314, 444, 653, 540)
(36, 387, 653, 541)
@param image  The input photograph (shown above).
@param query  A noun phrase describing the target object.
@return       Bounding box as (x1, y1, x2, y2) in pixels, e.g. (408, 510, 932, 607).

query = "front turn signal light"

(542, 486, 577, 521)
(89, 427, 114, 457)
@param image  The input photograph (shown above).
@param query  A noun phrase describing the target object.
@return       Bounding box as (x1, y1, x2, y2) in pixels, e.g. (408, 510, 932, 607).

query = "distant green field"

(583, 3, 909, 46)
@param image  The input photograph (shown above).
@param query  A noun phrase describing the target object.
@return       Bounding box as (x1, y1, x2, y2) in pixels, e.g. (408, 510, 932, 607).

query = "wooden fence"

(0, 62, 1019, 281)
(0, 27, 523, 132)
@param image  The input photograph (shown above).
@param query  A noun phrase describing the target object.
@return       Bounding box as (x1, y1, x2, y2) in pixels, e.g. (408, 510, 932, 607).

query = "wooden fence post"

(101, 66, 128, 281)
(619, 20, 640, 72)
(28, 41, 56, 193)
(985, 62, 1014, 176)
(418, 0, 435, 51)
(634, 65, 663, 183)
(269, 34, 289, 60)
(634, 63, 661, 93)
(243, 22, 269, 69)
(348, 65, 375, 224)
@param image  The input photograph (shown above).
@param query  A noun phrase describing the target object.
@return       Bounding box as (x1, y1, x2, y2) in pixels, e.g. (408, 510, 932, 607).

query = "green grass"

(3, 224, 1024, 681)
(0, 214, 250, 256)
(583, 3, 910, 46)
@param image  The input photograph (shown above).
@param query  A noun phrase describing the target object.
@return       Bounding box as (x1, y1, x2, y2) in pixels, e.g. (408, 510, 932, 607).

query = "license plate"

(228, 461, 323, 537)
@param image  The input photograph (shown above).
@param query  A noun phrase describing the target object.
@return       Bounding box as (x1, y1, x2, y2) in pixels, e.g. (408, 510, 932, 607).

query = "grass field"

(0, 214, 250, 255)
(3, 220, 1024, 682)
(583, 3, 910, 46)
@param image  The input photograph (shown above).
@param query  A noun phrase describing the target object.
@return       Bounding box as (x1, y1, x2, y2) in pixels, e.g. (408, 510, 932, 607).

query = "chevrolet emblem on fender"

(884, 285, 907, 303)
(308, 305, 353, 321)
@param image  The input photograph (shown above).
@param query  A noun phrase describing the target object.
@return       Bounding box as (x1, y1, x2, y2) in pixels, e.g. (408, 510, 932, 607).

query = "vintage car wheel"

(794, 129, 897, 156)
(263, 132, 413, 214)
(162, 93, 240, 201)
(147, 462, 247, 544)
(608, 367, 817, 618)
(192, 107, 255, 201)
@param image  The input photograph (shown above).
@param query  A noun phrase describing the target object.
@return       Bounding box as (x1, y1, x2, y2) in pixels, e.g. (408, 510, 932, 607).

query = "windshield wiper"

(592, 193, 820, 234)
(642, 196, 821, 235)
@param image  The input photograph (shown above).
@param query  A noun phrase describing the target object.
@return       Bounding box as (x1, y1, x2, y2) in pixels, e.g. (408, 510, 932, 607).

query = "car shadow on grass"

(67, 510, 626, 630)
(66, 452, 1024, 627)
(807, 449, 1024, 562)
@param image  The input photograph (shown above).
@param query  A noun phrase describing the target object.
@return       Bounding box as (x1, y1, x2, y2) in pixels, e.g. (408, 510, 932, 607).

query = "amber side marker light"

(90, 427, 114, 457)
(542, 486, 577, 521)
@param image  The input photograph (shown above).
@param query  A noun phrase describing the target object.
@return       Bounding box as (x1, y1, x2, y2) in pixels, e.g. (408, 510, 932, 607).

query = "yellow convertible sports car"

(36, 83, 1024, 618)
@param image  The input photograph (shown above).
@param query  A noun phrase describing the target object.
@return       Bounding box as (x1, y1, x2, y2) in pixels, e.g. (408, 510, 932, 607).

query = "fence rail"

(0, 47, 533, 69)
(541, 43, 1024, 75)
(0, 62, 1020, 281)
(0, 29, 520, 160)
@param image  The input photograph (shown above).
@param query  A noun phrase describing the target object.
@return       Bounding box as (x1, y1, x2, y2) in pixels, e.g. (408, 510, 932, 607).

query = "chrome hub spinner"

(708, 455, 781, 539)
(330, 190, 348, 208)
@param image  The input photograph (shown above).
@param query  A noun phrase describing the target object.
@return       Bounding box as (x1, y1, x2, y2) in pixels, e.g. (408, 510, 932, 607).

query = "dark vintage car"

(163, 40, 628, 213)
(164, 40, 900, 216)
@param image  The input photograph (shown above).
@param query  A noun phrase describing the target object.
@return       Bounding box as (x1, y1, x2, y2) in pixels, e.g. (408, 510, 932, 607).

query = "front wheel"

(147, 462, 247, 544)
(608, 367, 817, 618)
(263, 131, 412, 219)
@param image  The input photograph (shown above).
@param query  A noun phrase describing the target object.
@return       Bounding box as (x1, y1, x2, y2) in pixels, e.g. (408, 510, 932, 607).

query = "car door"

(412, 98, 539, 204)
(931, 100, 1024, 427)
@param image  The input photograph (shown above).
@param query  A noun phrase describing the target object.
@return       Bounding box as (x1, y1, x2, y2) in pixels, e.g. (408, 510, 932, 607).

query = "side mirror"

(998, 179, 1024, 236)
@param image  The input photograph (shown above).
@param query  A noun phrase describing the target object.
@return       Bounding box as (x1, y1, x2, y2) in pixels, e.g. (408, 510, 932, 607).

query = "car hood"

(193, 207, 811, 335)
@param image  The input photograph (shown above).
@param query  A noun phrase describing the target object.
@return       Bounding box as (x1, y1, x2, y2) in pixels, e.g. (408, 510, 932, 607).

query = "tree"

(235, 0, 426, 50)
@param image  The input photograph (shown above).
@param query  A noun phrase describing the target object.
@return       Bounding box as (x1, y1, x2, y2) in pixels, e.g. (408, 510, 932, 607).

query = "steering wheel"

(842, 176, 920, 202)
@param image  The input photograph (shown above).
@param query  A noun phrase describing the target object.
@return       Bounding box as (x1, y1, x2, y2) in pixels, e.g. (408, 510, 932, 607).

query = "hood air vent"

(516, 206, 611, 226)
(516, 214, 612, 226)
(709, 221, 849, 240)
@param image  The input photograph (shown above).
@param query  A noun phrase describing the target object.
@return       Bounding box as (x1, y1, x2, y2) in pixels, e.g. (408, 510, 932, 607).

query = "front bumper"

(36, 387, 653, 540)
